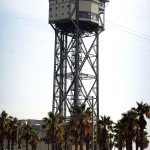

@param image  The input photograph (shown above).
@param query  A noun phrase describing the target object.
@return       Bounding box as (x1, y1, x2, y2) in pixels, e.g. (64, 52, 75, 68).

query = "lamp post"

(16, 124, 18, 150)
(92, 96, 94, 150)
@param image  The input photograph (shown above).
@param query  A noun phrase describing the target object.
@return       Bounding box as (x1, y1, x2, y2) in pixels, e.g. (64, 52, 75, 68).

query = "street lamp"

(16, 124, 19, 150)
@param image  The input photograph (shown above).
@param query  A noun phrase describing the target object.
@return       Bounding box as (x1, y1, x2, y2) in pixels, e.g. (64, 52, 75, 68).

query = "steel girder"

(52, 29, 100, 120)
(50, 0, 107, 120)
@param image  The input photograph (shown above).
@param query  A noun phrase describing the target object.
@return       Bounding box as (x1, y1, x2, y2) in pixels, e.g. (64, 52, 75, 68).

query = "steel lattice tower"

(49, 0, 109, 120)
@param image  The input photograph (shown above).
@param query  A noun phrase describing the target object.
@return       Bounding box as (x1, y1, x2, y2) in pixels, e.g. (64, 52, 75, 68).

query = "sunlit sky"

(0, 0, 150, 146)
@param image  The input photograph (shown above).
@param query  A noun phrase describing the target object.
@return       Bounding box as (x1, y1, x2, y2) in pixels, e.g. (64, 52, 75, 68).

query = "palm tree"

(22, 124, 33, 150)
(113, 120, 126, 150)
(10, 117, 18, 150)
(17, 120, 25, 150)
(84, 122, 93, 150)
(43, 112, 64, 150)
(114, 110, 139, 150)
(0, 110, 10, 150)
(108, 132, 115, 150)
(142, 131, 149, 149)
(5, 117, 12, 150)
(121, 111, 138, 150)
(67, 116, 79, 150)
(63, 122, 69, 150)
(68, 103, 92, 150)
(135, 130, 149, 150)
(98, 115, 113, 150)
(29, 130, 40, 150)
(132, 101, 150, 150)
(44, 136, 51, 150)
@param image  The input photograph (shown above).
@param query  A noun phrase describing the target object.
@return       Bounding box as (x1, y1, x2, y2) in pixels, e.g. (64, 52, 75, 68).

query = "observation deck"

(49, 0, 108, 33)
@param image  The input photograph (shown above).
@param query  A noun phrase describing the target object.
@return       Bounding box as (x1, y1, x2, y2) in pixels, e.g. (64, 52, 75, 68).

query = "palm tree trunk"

(86, 140, 90, 150)
(0, 140, 3, 150)
(32, 143, 36, 150)
(75, 134, 78, 150)
(109, 135, 112, 150)
(140, 127, 144, 150)
(128, 135, 133, 150)
(52, 138, 55, 150)
(7, 136, 10, 150)
(11, 139, 15, 150)
(135, 137, 138, 150)
(139, 114, 146, 150)
(0, 130, 4, 150)
(65, 130, 68, 150)
(102, 128, 107, 150)
(18, 142, 21, 149)
(98, 128, 102, 150)
(118, 128, 122, 150)
(48, 143, 50, 150)
(135, 137, 139, 150)
(35, 144, 37, 150)
(58, 143, 62, 150)
(80, 125, 83, 150)
(26, 138, 29, 150)
(31, 145, 33, 150)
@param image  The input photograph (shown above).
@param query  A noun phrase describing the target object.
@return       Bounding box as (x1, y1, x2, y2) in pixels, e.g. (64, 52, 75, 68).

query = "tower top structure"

(49, 0, 109, 34)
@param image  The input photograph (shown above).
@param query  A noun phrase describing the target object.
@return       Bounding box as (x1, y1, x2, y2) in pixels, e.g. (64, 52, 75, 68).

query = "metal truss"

(50, 0, 109, 121)
(51, 30, 100, 120)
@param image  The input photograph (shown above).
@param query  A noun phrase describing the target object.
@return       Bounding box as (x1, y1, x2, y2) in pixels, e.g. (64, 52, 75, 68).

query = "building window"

(31, 124, 40, 131)
(79, 11, 98, 21)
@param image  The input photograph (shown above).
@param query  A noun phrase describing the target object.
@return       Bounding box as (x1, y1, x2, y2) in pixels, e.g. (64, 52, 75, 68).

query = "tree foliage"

(0, 101, 150, 150)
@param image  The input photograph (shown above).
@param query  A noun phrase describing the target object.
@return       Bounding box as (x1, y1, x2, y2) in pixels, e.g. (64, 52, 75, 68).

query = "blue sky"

(0, 0, 150, 145)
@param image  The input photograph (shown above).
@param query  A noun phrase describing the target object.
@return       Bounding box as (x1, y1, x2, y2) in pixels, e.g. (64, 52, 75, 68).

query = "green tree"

(68, 103, 92, 150)
(43, 112, 64, 150)
(84, 122, 93, 150)
(22, 124, 34, 150)
(132, 101, 150, 150)
(135, 130, 149, 150)
(0, 111, 10, 150)
(121, 111, 138, 150)
(98, 115, 113, 150)
(17, 120, 25, 149)
(29, 130, 40, 150)
(114, 120, 126, 150)
(5, 117, 12, 150)
(10, 117, 18, 150)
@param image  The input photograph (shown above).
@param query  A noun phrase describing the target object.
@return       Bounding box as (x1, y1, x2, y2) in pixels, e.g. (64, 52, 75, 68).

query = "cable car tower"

(49, 0, 109, 120)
